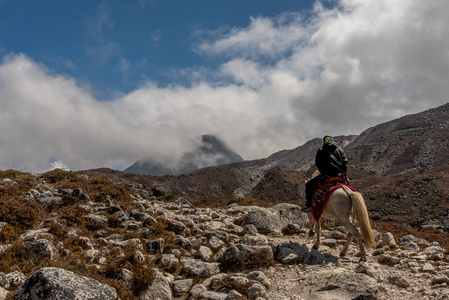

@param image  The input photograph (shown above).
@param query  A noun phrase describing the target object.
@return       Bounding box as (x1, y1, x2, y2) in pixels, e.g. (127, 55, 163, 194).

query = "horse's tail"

(342, 186, 375, 248)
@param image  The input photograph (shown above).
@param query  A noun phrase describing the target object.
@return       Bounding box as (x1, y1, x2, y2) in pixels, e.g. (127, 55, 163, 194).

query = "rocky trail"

(0, 171, 448, 299)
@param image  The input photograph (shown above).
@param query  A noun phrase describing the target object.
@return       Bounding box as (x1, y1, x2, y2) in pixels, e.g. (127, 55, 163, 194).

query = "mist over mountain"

(124, 134, 244, 175)
(86, 102, 449, 224)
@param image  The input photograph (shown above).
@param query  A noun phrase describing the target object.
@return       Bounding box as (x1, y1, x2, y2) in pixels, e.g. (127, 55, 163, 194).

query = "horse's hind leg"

(341, 220, 366, 261)
(313, 220, 321, 249)
(340, 232, 353, 257)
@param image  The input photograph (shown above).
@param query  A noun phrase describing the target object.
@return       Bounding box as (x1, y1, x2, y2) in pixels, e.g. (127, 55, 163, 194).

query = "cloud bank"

(1, 0, 449, 172)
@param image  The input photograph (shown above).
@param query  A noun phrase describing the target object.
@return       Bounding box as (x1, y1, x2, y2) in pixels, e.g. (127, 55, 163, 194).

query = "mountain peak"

(124, 135, 244, 176)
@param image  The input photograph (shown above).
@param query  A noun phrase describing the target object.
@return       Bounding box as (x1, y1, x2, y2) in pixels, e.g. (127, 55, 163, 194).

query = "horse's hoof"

(339, 253, 347, 257)
(312, 244, 319, 250)
(359, 256, 367, 262)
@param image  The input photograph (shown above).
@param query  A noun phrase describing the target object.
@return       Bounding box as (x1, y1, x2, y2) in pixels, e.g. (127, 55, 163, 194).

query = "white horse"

(309, 185, 375, 262)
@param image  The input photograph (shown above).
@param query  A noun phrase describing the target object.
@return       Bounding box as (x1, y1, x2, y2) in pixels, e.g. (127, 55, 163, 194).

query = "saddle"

(312, 176, 345, 191)
(310, 176, 350, 222)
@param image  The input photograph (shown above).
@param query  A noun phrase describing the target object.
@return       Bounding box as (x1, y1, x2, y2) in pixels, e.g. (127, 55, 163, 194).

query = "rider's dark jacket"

(315, 142, 348, 176)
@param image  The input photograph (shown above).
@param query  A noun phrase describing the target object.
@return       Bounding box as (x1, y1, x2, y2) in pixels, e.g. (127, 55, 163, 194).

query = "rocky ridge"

(0, 172, 448, 299)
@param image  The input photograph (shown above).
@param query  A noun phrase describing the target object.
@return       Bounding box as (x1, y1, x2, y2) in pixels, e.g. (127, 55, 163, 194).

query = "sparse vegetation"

(0, 166, 448, 299)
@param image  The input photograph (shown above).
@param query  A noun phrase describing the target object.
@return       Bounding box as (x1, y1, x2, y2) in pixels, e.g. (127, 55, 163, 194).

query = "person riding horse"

(305, 135, 349, 210)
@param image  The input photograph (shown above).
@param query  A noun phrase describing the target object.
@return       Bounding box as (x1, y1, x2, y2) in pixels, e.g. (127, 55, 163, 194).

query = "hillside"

(0, 169, 448, 299)
(1, 103, 448, 299)
(83, 102, 449, 240)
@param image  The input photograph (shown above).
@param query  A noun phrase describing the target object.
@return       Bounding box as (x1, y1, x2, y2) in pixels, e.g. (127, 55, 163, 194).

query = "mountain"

(124, 134, 244, 175)
(345, 103, 449, 176)
(89, 103, 449, 201)
(83, 102, 449, 239)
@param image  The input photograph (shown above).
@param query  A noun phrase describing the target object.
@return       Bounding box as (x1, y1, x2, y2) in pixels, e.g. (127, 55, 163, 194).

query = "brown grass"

(372, 220, 449, 249)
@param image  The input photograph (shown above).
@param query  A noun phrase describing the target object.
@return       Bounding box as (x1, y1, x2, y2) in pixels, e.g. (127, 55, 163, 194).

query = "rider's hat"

(323, 135, 333, 144)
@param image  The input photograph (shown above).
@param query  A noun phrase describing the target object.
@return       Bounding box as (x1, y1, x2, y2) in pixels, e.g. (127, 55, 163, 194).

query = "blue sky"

(1, 0, 449, 172)
(0, 0, 316, 98)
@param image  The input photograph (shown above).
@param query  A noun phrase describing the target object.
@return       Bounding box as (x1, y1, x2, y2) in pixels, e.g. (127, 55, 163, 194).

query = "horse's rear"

(312, 185, 374, 261)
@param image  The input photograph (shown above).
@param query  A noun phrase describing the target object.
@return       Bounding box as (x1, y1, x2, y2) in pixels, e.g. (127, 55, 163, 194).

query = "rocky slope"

(82, 103, 449, 244)
(0, 170, 448, 299)
(90, 103, 449, 202)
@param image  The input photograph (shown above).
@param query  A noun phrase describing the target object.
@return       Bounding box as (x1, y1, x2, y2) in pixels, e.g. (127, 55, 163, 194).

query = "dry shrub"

(84, 218, 107, 232)
(0, 198, 43, 229)
(48, 222, 69, 239)
(211, 275, 252, 296)
(39, 169, 81, 184)
(107, 214, 121, 228)
(0, 241, 35, 273)
(220, 251, 274, 273)
(88, 176, 132, 205)
(0, 224, 19, 244)
(103, 246, 156, 296)
(131, 267, 156, 296)
(58, 208, 84, 228)
(101, 279, 134, 300)
(143, 219, 169, 239)
(0, 170, 36, 187)
(243, 251, 275, 269)
(373, 220, 449, 249)
(235, 197, 270, 207)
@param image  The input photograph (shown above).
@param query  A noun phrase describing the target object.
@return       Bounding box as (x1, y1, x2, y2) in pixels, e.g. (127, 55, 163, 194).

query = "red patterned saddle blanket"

(311, 177, 355, 222)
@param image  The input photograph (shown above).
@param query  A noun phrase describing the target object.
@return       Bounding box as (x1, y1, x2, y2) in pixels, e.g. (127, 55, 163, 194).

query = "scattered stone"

(431, 276, 449, 285)
(378, 254, 400, 266)
(422, 263, 435, 273)
(388, 275, 410, 288)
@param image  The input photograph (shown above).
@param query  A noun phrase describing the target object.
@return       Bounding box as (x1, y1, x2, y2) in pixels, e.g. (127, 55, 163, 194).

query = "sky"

(0, 0, 448, 172)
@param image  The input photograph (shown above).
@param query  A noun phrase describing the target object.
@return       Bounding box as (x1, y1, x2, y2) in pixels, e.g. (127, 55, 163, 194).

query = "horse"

(308, 185, 375, 262)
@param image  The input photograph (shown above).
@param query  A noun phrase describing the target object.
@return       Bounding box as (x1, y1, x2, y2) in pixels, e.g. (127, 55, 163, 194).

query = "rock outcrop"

(15, 267, 117, 300)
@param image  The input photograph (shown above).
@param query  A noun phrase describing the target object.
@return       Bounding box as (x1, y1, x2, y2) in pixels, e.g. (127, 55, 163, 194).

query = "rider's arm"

(344, 171, 349, 184)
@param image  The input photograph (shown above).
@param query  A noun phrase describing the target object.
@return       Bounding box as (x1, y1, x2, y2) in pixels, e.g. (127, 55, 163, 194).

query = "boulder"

(246, 282, 268, 299)
(291, 268, 378, 300)
(15, 267, 117, 299)
(140, 270, 172, 300)
(6, 272, 25, 289)
(240, 204, 308, 235)
(183, 261, 221, 277)
(147, 238, 164, 254)
(0, 287, 7, 300)
(23, 239, 59, 261)
(0, 272, 9, 290)
(172, 279, 193, 297)
(197, 291, 227, 300)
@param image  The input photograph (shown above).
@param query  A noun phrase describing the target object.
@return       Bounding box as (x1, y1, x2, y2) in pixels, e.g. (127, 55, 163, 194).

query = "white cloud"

(1, 0, 449, 172)
(0, 54, 151, 172)
(84, 3, 120, 63)
(197, 13, 308, 59)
